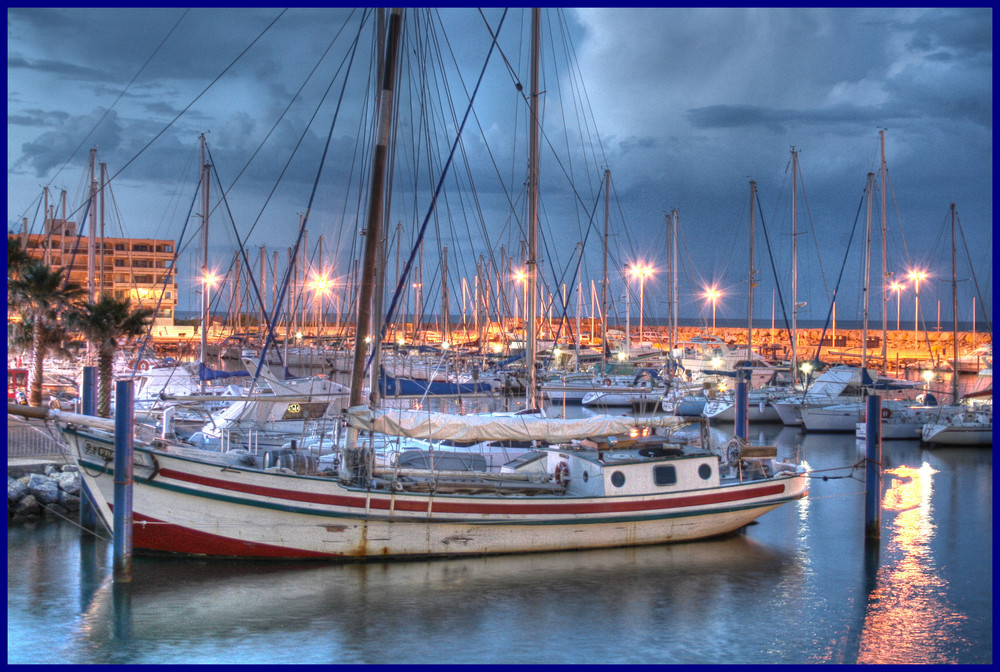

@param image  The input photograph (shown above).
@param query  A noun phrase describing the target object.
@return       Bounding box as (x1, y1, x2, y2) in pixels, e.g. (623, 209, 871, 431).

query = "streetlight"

(907, 269, 927, 348)
(412, 282, 422, 343)
(704, 287, 721, 334)
(800, 361, 813, 388)
(200, 271, 219, 394)
(889, 281, 905, 331)
(513, 268, 527, 328)
(629, 263, 654, 348)
(310, 274, 331, 335)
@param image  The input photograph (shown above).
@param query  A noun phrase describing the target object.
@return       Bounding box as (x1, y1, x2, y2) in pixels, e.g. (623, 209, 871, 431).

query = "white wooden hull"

(62, 427, 807, 560)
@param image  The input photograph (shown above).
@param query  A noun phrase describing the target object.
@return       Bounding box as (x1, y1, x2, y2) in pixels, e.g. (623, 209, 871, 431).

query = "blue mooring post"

(734, 377, 749, 444)
(864, 395, 882, 542)
(113, 378, 134, 582)
(78, 367, 98, 531)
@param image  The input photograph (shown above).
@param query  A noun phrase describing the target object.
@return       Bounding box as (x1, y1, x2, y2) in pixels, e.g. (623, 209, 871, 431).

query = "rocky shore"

(8, 462, 82, 524)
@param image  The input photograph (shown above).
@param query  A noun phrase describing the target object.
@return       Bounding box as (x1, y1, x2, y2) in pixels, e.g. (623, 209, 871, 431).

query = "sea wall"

(7, 462, 82, 524)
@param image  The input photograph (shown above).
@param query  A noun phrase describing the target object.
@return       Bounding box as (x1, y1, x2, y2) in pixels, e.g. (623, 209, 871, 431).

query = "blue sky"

(7, 7, 993, 329)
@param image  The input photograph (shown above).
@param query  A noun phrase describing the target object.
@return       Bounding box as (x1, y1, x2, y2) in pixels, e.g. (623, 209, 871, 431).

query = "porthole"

(610, 471, 625, 487)
(582, 471, 589, 483)
(698, 463, 712, 480)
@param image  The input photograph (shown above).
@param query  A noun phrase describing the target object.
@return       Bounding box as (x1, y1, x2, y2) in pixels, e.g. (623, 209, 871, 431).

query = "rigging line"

(372, 10, 509, 370)
(131, 172, 204, 374)
(754, 188, 793, 338)
(204, 146, 280, 362)
(808, 183, 867, 365)
(40, 9, 191, 197)
(427, 11, 523, 281)
(253, 15, 368, 389)
(103, 10, 289, 191)
(794, 156, 832, 302)
(217, 7, 364, 240)
(955, 209, 992, 333)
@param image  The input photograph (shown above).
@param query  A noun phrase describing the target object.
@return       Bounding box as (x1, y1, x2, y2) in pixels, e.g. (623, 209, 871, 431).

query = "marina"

(7, 7, 992, 665)
(7, 417, 993, 665)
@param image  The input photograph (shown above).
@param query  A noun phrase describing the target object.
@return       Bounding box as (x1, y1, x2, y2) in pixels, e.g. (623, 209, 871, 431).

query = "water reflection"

(71, 537, 803, 664)
(857, 462, 968, 664)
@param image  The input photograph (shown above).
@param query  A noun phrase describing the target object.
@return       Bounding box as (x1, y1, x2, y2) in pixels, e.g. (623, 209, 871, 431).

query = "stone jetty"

(8, 461, 82, 524)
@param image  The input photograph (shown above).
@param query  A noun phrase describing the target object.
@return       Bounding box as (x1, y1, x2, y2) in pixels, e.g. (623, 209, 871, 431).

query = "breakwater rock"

(8, 463, 81, 524)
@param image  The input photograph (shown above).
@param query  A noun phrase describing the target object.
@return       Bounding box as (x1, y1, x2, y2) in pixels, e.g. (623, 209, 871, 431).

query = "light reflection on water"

(7, 424, 991, 664)
(856, 463, 969, 664)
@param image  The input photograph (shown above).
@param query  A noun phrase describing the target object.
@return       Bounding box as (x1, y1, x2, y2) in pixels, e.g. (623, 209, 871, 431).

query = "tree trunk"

(98, 349, 114, 418)
(29, 318, 44, 407)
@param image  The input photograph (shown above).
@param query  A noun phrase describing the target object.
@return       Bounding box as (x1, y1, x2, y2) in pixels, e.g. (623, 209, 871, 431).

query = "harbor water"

(7, 420, 991, 664)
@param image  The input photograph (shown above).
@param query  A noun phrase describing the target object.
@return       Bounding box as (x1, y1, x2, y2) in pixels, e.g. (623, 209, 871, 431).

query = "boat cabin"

(504, 440, 722, 497)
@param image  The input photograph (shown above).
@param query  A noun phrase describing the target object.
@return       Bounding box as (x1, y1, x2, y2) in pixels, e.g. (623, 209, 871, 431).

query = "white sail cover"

(347, 406, 685, 442)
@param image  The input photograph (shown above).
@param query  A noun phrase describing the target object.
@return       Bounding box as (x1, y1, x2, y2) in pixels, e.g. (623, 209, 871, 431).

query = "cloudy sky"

(7, 7, 993, 330)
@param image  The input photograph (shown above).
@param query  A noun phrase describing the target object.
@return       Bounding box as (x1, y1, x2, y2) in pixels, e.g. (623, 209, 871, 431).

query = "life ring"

(603, 378, 612, 386)
(881, 408, 891, 419)
(137, 360, 150, 371)
(554, 461, 570, 486)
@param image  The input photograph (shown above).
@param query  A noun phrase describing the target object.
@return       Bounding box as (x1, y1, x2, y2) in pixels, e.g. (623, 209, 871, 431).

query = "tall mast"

(951, 203, 959, 403)
(199, 134, 210, 392)
(87, 148, 97, 304)
(671, 209, 679, 349)
(748, 181, 756, 363)
(343, 7, 403, 478)
(99, 162, 107, 299)
(601, 169, 610, 372)
(525, 7, 541, 409)
(862, 172, 874, 371)
(880, 130, 888, 371)
(790, 148, 799, 385)
(442, 246, 449, 346)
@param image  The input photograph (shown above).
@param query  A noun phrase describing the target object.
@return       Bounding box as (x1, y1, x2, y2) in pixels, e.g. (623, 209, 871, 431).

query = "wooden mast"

(526, 7, 541, 409)
(343, 7, 403, 479)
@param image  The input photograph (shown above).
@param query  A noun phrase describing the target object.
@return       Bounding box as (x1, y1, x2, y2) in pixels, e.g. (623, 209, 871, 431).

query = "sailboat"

(49, 9, 807, 560)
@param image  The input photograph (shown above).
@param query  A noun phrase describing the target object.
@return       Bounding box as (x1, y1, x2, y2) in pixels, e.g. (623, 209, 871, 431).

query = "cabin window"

(610, 471, 625, 488)
(653, 465, 677, 486)
(582, 471, 589, 483)
(699, 464, 712, 480)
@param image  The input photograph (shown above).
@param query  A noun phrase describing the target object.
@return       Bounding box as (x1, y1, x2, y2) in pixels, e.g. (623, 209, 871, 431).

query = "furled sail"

(346, 405, 684, 443)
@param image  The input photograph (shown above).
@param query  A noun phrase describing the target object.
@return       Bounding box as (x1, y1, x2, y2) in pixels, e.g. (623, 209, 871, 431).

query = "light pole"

(889, 281, 905, 331)
(704, 287, 721, 334)
(200, 271, 219, 393)
(311, 274, 331, 336)
(908, 269, 927, 348)
(630, 263, 653, 348)
(412, 282, 422, 343)
(514, 268, 527, 336)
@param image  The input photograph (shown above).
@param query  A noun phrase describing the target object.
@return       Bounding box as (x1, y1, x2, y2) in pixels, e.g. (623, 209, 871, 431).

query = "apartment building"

(12, 218, 178, 326)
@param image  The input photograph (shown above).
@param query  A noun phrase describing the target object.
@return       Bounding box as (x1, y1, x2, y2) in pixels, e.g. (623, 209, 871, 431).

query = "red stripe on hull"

(158, 467, 789, 516)
(127, 510, 337, 559)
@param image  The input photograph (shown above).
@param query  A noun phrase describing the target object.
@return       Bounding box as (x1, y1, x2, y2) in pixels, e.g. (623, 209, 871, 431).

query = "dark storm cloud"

(7, 7, 991, 323)
(686, 104, 897, 134)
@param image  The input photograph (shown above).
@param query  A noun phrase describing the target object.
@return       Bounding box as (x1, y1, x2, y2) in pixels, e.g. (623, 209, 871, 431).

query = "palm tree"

(70, 295, 154, 417)
(7, 236, 33, 280)
(8, 262, 84, 406)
